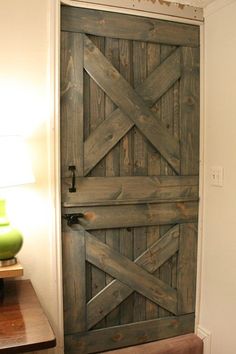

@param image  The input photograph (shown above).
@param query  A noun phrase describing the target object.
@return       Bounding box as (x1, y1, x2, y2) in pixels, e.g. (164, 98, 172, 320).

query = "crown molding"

(62, 0, 203, 22)
(204, 0, 235, 17)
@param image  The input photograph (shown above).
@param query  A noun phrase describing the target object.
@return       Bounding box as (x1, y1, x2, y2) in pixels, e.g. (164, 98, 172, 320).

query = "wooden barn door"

(60, 5, 200, 354)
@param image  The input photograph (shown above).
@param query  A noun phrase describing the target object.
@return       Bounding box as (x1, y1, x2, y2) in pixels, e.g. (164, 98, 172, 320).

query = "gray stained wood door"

(61, 6, 199, 354)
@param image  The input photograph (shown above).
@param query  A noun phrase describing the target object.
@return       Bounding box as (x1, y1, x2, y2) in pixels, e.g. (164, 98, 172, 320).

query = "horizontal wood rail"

(65, 314, 195, 353)
(62, 176, 199, 206)
(102, 333, 203, 354)
(61, 6, 200, 45)
(63, 201, 198, 229)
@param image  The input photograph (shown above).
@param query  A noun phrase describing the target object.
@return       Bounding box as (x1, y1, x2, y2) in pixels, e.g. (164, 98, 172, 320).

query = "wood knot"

(186, 96, 195, 106)
(84, 212, 96, 221)
(112, 333, 123, 342)
(138, 335, 148, 342)
(107, 133, 113, 141)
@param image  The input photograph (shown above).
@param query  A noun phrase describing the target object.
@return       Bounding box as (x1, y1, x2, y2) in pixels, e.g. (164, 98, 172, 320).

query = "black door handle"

(68, 165, 76, 193)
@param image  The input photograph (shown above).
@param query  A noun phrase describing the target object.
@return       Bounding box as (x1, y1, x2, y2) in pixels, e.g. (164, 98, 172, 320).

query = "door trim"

(62, 0, 204, 23)
(49, 2, 204, 352)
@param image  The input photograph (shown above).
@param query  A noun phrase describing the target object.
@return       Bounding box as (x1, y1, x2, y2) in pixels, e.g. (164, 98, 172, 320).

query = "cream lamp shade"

(0, 135, 35, 267)
(0, 135, 35, 188)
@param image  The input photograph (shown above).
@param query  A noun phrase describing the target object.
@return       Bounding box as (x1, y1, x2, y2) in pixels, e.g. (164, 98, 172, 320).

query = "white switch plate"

(210, 166, 224, 187)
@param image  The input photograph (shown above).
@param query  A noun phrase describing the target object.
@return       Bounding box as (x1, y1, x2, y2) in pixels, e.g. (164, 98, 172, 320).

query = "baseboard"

(196, 326, 212, 354)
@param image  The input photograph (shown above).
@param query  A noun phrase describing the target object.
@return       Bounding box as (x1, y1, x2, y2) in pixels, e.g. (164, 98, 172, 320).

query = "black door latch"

(63, 213, 84, 227)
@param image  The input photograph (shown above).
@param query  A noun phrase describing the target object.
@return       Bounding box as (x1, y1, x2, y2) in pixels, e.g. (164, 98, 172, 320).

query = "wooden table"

(0, 280, 56, 353)
(0, 263, 24, 299)
(0, 263, 24, 279)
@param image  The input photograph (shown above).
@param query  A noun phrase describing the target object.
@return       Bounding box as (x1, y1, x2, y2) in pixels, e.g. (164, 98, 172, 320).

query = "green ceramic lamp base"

(0, 199, 23, 267)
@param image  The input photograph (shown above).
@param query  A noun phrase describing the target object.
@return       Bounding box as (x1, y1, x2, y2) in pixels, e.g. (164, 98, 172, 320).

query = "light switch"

(210, 166, 224, 187)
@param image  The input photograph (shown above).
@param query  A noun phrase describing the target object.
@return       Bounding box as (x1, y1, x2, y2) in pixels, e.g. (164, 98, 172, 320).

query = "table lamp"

(0, 135, 35, 267)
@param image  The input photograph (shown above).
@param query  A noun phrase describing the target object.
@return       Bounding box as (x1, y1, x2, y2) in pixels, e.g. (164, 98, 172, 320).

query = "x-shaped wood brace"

(72, 224, 179, 329)
(83, 35, 181, 175)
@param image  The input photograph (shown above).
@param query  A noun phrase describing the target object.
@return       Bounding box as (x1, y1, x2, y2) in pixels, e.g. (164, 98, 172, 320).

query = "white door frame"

(49, 2, 204, 352)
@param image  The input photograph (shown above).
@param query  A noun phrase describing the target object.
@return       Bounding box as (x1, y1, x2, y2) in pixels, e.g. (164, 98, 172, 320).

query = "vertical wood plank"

(147, 42, 161, 176)
(84, 71, 90, 142)
(119, 39, 134, 325)
(178, 223, 198, 314)
(105, 37, 120, 178)
(159, 45, 176, 318)
(89, 35, 106, 176)
(146, 42, 161, 320)
(89, 35, 106, 329)
(160, 45, 176, 175)
(105, 37, 120, 328)
(62, 224, 86, 334)
(84, 65, 92, 304)
(119, 228, 134, 325)
(61, 32, 84, 177)
(178, 46, 200, 314)
(133, 40, 147, 322)
(171, 71, 180, 297)
(119, 39, 133, 178)
(180, 47, 200, 176)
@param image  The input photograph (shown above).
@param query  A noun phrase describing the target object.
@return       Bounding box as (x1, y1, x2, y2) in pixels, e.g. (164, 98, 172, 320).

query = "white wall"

(2, 1, 236, 354)
(198, 1, 236, 353)
(0, 0, 60, 353)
